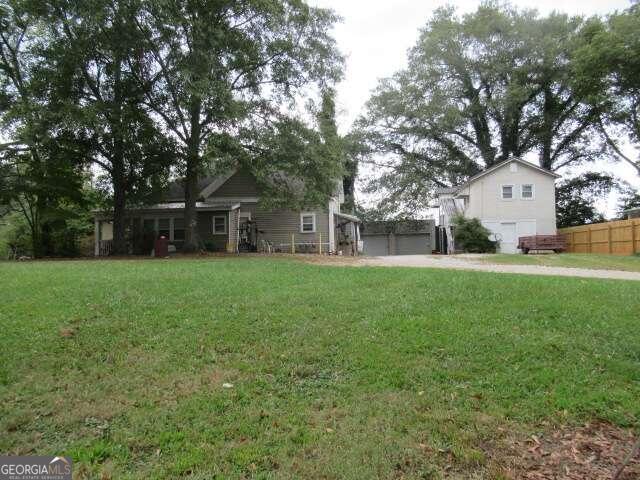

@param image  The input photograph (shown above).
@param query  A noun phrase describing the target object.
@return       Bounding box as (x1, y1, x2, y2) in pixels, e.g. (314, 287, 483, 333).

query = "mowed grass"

(1, 258, 639, 479)
(482, 253, 640, 272)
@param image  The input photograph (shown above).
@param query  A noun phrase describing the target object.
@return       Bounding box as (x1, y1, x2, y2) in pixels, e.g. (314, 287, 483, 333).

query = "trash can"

(154, 236, 169, 257)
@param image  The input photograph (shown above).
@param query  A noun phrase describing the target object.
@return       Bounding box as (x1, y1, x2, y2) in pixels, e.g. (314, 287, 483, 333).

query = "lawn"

(1, 258, 639, 479)
(481, 253, 640, 272)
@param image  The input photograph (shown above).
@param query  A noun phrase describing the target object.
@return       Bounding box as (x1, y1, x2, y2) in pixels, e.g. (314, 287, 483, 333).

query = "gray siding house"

(94, 169, 361, 256)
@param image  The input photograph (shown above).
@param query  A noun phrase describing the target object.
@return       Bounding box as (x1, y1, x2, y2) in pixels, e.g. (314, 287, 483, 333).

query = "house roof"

(362, 219, 434, 234)
(166, 177, 221, 201)
(335, 212, 361, 223)
(94, 202, 240, 219)
(436, 158, 560, 198)
(459, 157, 560, 189)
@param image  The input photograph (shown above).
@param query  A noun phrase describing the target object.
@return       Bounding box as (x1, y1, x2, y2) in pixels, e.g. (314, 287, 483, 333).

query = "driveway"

(360, 255, 640, 281)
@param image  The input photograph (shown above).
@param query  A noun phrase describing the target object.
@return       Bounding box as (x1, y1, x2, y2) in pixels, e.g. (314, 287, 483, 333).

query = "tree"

(358, 3, 604, 215)
(617, 184, 640, 218)
(555, 172, 615, 228)
(0, 0, 88, 257)
(44, 0, 175, 254)
(573, 4, 640, 175)
(133, 0, 343, 251)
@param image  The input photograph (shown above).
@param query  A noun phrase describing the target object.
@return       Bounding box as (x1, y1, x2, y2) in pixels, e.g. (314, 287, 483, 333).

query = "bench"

(517, 235, 566, 254)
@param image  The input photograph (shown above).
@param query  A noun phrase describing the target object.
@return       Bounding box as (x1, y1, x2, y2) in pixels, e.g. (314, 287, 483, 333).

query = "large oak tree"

(133, 0, 344, 251)
(358, 3, 605, 215)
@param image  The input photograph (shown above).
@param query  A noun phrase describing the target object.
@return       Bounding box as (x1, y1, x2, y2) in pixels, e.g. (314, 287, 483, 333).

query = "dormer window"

(501, 185, 514, 200)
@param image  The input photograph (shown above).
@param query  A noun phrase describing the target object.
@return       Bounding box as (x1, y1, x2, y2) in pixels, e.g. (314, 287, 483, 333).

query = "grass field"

(1, 258, 639, 479)
(481, 253, 640, 272)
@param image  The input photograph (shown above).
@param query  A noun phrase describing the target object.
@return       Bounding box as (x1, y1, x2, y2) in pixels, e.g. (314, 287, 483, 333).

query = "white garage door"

(483, 220, 537, 254)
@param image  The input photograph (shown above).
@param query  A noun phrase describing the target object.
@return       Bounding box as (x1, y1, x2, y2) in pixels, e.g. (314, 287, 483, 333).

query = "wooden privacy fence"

(558, 218, 640, 255)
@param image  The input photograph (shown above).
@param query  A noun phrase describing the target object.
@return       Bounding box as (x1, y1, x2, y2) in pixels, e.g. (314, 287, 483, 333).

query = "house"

(436, 158, 561, 254)
(361, 219, 436, 256)
(93, 169, 361, 256)
(624, 207, 640, 220)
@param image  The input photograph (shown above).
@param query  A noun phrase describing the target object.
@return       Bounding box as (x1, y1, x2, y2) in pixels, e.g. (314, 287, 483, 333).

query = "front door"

(499, 222, 517, 254)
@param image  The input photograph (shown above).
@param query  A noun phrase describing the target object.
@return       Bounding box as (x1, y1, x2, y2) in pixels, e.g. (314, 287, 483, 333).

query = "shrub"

(452, 215, 497, 253)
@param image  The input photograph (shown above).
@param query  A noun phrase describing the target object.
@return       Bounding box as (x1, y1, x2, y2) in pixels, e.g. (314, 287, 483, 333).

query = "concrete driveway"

(360, 255, 640, 281)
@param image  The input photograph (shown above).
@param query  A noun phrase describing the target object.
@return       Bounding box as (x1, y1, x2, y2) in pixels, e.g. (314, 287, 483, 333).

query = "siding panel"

(210, 170, 260, 197)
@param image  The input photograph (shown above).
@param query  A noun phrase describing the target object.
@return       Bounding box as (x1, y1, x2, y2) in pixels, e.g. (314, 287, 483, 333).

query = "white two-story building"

(436, 158, 561, 254)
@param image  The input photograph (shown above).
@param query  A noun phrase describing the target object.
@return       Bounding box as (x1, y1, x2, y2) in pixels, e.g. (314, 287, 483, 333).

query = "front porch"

(94, 204, 362, 256)
(94, 202, 241, 256)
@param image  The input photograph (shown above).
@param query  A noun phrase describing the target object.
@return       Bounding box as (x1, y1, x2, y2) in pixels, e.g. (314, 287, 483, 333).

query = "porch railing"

(99, 240, 113, 256)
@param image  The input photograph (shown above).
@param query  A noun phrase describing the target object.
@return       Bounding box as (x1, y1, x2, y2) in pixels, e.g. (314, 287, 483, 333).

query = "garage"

(361, 219, 435, 256)
(361, 234, 390, 256)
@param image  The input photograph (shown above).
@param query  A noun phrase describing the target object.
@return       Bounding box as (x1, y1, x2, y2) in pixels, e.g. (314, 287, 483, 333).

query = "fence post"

(572, 231, 576, 253)
(608, 224, 612, 254)
(291, 233, 295, 254)
(633, 221, 638, 254)
(587, 227, 592, 254)
(318, 232, 322, 255)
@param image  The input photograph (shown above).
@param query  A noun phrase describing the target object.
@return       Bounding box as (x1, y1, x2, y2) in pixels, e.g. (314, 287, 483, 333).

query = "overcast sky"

(307, 0, 638, 215)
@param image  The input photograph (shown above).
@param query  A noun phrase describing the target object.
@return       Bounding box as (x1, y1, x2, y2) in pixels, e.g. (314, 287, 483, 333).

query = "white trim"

(300, 212, 316, 233)
(520, 183, 535, 200)
(199, 169, 238, 198)
(205, 196, 259, 204)
(213, 214, 228, 235)
(500, 184, 515, 201)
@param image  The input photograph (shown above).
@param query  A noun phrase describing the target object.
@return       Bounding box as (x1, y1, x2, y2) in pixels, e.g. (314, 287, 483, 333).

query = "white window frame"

(520, 183, 535, 200)
(212, 215, 228, 235)
(300, 212, 316, 233)
(501, 184, 514, 201)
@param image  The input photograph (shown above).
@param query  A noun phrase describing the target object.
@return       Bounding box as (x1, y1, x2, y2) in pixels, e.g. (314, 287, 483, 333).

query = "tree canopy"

(357, 3, 611, 216)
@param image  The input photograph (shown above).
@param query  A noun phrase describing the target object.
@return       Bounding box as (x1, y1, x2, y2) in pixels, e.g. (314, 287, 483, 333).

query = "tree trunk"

(112, 162, 127, 255)
(111, 38, 127, 255)
(539, 85, 554, 170)
(182, 95, 202, 253)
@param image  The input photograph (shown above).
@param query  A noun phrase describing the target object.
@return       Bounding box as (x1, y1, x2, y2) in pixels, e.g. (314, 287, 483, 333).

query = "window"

(501, 185, 514, 200)
(158, 218, 170, 238)
(213, 215, 227, 235)
(521, 184, 534, 200)
(300, 213, 316, 233)
(173, 217, 185, 241)
(143, 218, 156, 233)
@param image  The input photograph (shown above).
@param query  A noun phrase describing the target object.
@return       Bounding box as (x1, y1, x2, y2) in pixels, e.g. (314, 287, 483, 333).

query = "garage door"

(396, 234, 430, 255)
(484, 220, 537, 254)
(362, 235, 389, 256)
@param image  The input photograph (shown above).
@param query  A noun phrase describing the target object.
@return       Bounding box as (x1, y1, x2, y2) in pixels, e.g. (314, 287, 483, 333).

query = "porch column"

(94, 218, 100, 256)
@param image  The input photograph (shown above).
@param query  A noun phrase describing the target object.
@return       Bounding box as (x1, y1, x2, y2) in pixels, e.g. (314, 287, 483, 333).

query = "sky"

(307, 0, 638, 216)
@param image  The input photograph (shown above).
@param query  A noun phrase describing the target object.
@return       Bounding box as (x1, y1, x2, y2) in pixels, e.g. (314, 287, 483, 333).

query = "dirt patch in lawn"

(488, 422, 640, 479)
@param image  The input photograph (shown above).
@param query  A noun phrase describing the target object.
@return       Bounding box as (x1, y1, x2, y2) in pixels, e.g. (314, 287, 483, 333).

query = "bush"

(452, 215, 497, 253)
(0, 214, 32, 259)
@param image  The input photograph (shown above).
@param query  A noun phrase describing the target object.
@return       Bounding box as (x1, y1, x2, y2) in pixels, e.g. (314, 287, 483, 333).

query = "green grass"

(481, 253, 640, 272)
(1, 258, 639, 479)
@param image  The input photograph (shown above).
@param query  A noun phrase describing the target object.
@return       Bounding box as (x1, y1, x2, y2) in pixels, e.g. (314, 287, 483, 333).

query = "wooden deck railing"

(558, 219, 640, 255)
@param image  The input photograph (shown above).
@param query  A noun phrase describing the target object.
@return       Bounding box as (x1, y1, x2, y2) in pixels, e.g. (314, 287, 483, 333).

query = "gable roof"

(459, 158, 560, 191)
(165, 170, 239, 201)
(166, 176, 219, 201)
